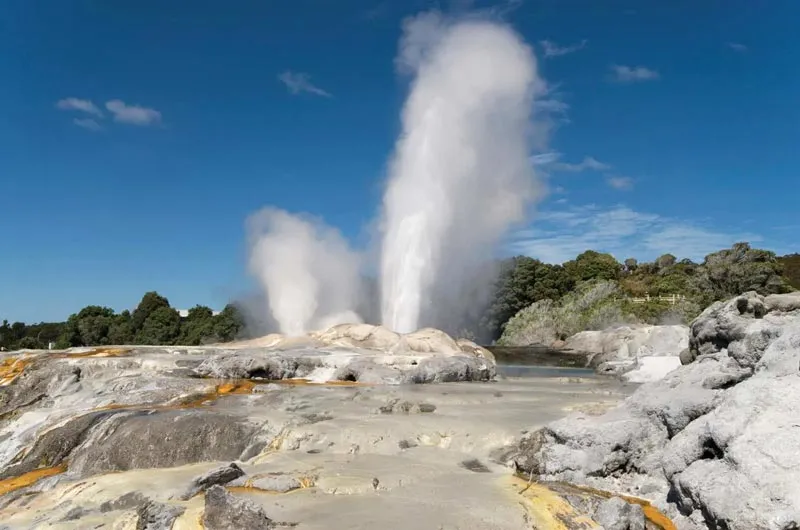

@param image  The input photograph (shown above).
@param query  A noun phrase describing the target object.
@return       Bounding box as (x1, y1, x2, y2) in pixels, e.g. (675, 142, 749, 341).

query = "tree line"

(479, 242, 798, 342)
(1, 243, 797, 350)
(0, 292, 244, 350)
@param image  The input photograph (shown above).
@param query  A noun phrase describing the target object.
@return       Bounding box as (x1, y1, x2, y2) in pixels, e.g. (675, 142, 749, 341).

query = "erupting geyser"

(380, 13, 543, 333)
(247, 12, 545, 336)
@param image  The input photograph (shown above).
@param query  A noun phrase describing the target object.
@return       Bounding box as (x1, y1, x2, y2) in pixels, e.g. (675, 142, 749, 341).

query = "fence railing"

(628, 293, 686, 305)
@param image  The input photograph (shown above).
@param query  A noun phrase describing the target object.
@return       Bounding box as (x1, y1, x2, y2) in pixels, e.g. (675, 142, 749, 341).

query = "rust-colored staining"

(225, 474, 316, 495)
(544, 482, 678, 530)
(0, 355, 30, 386)
(272, 378, 368, 387)
(55, 347, 132, 359)
(0, 464, 68, 496)
(509, 476, 600, 529)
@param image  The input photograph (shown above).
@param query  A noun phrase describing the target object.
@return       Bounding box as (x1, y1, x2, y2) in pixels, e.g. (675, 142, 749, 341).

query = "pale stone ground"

(0, 350, 633, 529)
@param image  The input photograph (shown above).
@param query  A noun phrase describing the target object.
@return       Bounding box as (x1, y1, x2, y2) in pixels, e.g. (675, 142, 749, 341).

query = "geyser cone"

(380, 15, 544, 333)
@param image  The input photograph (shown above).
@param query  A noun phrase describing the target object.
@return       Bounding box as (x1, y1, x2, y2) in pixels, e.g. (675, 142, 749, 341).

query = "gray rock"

(228, 473, 305, 493)
(377, 398, 436, 414)
(136, 501, 185, 530)
(505, 292, 800, 530)
(99, 491, 150, 512)
(202, 485, 275, 530)
(593, 497, 645, 530)
(69, 410, 258, 476)
(180, 463, 245, 500)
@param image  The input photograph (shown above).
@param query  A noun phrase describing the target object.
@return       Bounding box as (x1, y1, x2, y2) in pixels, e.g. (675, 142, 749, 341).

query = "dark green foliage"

(16, 336, 43, 349)
(655, 254, 677, 269)
(131, 292, 171, 334)
(59, 306, 116, 347)
(108, 310, 134, 345)
(135, 306, 181, 345)
(214, 304, 245, 343)
(179, 305, 217, 345)
(564, 251, 622, 283)
(691, 242, 792, 306)
(480, 256, 573, 341)
(778, 254, 800, 288)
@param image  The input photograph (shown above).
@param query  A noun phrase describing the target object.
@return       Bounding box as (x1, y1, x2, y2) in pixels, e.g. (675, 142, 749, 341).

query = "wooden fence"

(628, 293, 686, 305)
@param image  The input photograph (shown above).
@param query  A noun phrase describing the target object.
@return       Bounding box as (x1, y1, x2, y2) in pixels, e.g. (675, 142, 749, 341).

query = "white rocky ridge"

(501, 291, 800, 529)
(564, 324, 689, 382)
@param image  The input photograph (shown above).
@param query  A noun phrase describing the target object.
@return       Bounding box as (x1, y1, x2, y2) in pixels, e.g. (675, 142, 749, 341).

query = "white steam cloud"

(380, 13, 545, 333)
(247, 208, 363, 336)
(246, 12, 546, 337)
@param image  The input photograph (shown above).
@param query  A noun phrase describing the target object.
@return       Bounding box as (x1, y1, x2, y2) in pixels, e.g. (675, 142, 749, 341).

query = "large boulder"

(566, 324, 689, 382)
(502, 291, 800, 529)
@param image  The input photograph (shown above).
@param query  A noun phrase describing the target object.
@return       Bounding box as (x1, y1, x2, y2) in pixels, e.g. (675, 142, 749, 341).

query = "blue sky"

(2, 0, 798, 323)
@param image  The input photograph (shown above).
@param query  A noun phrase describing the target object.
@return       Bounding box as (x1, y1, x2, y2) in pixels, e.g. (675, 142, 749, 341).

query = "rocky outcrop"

(193, 324, 496, 384)
(502, 291, 800, 529)
(566, 324, 689, 382)
(202, 485, 275, 530)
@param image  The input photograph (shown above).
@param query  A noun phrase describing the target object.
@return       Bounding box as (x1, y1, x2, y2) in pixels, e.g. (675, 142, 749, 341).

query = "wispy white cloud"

(73, 118, 102, 131)
(606, 176, 634, 190)
(727, 42, 748, 52)
(609, 64, 660, 83)
(56, 98, 103, 117)
(105, 100, 162, 126)
(540, 39, 588, 58)
(507, 204, 761, 263)
(552, 156, 610, 172)
(278, 71, 332, 98)
(530, 151, 561, 166)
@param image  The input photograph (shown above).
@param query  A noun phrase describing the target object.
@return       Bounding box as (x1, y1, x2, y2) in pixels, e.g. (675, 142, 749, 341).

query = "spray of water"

(379, 13, 544, 333)
(246, 208, 363, 335)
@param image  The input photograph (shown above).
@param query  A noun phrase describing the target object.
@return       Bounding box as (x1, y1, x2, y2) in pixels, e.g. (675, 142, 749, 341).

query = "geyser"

(380, 13, 543, 333)
(246, 12, 545, 336)
(246, 208, 363, 336)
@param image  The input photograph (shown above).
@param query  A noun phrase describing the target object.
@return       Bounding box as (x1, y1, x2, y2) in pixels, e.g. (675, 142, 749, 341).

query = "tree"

(108, 310, 134, 344)
(58, 306, 116, 347)
(778, 254, 800, 289)
(624, 258, 638, 272)
(131, 292, 171, 334)
(179, 305, 217, 345)
(0, 320, 11, 349)
(214, 304, 244, 343)
(136, 306, 181, 345)
(17, 336, 43, 349)
(564, 251, 622, 283)
(655, 254, 677, 269)
(692, 242, 792, 305)
(480, 257, 573, 341)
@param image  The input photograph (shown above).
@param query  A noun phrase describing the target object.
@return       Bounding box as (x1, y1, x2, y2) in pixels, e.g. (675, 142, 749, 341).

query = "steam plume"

(246, 208, 363, 335)
(380, 13, 545, 333)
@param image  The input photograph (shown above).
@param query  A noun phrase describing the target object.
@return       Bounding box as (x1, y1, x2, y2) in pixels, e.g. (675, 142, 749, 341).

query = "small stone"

(180, 463, 245, 500)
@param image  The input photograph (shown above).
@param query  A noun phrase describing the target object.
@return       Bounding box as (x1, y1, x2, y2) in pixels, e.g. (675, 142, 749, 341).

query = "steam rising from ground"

(380, 14, 543, 333)
(247, 208, 362, 336)
(246, 12, 545, 336)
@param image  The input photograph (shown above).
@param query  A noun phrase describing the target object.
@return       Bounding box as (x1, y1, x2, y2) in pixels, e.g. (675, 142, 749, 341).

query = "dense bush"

(498, 280, 629, 346)
(491, 242, 793, 346)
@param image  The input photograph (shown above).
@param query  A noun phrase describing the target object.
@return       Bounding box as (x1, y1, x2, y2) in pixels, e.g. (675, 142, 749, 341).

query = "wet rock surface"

(0, 327, 642, 529)
(503, 292, 800, 529)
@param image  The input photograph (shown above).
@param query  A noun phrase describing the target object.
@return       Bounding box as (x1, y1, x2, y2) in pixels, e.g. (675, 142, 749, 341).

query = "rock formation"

(501, 291, 800, 529)
(565, 324, 689, 382)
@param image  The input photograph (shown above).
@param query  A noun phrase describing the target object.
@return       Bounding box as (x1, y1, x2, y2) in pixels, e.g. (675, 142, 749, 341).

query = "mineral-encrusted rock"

(202, 484, 275, 530)
(68, 410, 258, 476)
(503, 291, 800, 529)
(593, 497, 645, 530)
(180, 462, 245, 500)
(566, 324, 689, 382)
(136, 500, 185, 530)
